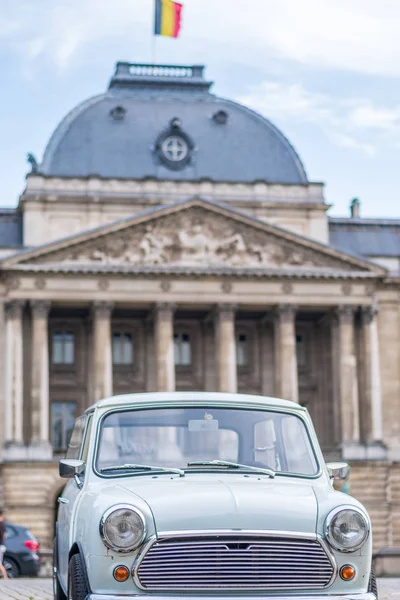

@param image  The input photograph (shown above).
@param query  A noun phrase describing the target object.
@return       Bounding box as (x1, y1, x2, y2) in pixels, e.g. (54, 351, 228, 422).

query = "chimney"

(350, 198, 360, 218)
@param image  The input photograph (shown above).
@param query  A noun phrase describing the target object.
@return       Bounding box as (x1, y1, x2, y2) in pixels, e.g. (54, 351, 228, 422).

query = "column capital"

(5, 299, 25, 319)
(92, 301, 114, 319)
(154, 303, 177, 323)
(214, 303, 237, 320)
(360, 304, 379, 325)
(274, 304, 297, 323)
(30, 300, 51, 319)
(335, 304, 357, 325)
(155, 302, 177, 313)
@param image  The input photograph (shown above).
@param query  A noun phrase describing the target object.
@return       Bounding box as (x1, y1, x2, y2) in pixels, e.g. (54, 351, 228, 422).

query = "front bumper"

(87, 594, 376, 600)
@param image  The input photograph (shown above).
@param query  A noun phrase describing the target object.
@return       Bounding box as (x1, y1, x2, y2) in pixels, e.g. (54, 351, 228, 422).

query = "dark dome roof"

(40, 62, 308, 185)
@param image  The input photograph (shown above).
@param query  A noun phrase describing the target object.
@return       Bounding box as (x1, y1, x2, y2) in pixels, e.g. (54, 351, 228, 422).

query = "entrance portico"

(2, 291, 385, 463)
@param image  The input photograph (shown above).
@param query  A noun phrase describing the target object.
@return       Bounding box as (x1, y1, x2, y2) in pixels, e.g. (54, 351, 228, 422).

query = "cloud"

(1, 0, 150, 69)
(239, 81, 400, 156)
(3, 0, 400, 76)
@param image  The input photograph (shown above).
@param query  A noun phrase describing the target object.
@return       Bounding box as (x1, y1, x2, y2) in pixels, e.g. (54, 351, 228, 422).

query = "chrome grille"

(136, 534, 335, 591)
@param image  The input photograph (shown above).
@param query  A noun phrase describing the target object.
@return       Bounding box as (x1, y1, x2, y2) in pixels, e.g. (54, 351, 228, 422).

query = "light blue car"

(54, 392, 377, 600)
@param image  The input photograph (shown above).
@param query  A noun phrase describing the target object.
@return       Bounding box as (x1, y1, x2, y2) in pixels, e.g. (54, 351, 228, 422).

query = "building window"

(51, 402, 76, 452)
(174, 333, 191, 366)
(296, 334, 306, 368)
(161, 136, 188, 162)
(113, 332, 133, 365)
(52, 332, 74, 365)
(236, 333, 249, 366)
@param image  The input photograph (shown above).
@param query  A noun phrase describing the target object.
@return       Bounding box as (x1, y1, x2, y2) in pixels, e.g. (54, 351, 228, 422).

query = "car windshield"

(95, 406, 319, 477)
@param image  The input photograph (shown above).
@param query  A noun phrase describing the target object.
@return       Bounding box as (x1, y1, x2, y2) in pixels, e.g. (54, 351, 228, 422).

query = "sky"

(1, 0, 400, 218)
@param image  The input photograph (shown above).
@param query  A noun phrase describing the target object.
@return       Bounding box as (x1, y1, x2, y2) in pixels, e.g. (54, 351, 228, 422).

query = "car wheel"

(68, 554, 89, 600)
(368, 568, 378, 598)
(3, 557, 19, 579)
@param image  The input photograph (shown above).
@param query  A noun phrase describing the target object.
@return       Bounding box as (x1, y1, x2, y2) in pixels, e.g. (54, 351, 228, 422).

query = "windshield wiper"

(100, 463, 185, 477)
(187, 460, 275, 478)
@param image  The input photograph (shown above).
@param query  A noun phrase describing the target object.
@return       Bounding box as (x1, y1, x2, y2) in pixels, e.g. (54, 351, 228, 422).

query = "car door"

(57, 414, 92, 588)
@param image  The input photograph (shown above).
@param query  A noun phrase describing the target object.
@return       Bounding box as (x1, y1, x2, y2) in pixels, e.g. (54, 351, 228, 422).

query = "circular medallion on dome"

(161, 136, 188, 162)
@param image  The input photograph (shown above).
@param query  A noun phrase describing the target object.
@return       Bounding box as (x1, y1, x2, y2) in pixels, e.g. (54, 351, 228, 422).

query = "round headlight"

(100, 505, 146, 553)
(325, 506, 369, 552)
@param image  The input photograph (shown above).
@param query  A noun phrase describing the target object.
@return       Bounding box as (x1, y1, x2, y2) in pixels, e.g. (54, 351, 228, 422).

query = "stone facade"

(0, 63, 399, 552)
(1, 191, 399, 550)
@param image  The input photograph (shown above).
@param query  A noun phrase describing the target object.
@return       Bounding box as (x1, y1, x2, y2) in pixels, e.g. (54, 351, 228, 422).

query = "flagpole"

(152, 35, 157, 65)
(152, 0, 157, 65)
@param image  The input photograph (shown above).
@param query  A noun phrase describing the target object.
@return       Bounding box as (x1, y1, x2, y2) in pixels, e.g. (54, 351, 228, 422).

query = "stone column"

(334, 306, 360, 452)
(92, 302, 113, 402)
(4, 300, 24, 446)
(145, 316, 157, 393)
(30, 301, 52, 454)
(215, 304, 237, 393)
(203, 317, 217, 392)
(154, 303, 175, 392)
(260, 319, 274, 397)
(359, 305, 385, 457)
(274, 305, 298, 402)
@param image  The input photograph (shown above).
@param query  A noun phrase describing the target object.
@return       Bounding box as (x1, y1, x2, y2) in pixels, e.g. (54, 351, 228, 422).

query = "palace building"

(0, 62, 399, 551)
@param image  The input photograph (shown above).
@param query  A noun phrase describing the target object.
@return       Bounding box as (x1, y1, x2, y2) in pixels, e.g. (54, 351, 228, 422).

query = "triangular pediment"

(1, 199, 385, 276)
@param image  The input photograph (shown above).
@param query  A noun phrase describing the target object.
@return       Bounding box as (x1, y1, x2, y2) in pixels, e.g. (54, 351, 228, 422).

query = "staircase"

(349, 462, 400, 552)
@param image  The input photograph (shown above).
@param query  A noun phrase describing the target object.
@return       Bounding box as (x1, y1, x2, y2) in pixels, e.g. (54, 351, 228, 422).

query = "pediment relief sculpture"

(31, 208, 352, 270)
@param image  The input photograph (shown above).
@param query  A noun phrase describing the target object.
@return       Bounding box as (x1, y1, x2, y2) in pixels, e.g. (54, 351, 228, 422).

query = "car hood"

(118, 475, 317, 533)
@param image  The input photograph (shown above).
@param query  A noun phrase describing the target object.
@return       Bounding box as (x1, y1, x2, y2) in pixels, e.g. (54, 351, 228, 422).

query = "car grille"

(135, 534, 335, 591)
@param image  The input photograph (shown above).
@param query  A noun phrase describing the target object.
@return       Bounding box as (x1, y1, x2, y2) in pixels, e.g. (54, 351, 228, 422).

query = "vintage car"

(54, 392, 378, 600)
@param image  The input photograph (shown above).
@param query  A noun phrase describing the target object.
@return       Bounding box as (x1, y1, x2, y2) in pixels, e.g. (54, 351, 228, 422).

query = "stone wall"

(349, 462, 400, 551)
(2, 462, 62, 549)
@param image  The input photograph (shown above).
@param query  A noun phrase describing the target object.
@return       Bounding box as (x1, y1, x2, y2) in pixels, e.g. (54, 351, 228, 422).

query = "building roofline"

(329, 217, 400, 227)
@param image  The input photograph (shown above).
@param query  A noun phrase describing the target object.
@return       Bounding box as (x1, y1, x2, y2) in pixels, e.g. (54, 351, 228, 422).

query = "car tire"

(3, 557, 19, 579)
(68, 554, 89, 600)
(368, 568, 378, 598)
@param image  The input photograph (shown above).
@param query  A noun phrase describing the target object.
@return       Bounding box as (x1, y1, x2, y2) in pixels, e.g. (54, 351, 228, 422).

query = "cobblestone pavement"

(0, 578, 398, 599)
(378, 579, 400, 599)
(0, 579, 52, 600)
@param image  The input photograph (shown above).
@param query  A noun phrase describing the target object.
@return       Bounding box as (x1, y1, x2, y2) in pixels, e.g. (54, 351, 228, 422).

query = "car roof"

(86, 392, 305, 413)
(5, 521, 28, 531)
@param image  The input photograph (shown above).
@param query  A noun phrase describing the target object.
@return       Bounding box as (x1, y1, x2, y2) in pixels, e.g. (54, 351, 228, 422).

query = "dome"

(40, 62, 308, 185)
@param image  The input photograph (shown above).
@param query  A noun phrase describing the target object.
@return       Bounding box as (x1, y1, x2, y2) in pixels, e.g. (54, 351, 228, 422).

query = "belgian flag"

(154, 0, 183, 38)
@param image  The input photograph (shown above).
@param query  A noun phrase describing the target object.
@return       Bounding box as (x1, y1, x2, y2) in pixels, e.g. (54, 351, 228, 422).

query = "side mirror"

(59, 459, 85, 479)
(326, 461, 350, 481)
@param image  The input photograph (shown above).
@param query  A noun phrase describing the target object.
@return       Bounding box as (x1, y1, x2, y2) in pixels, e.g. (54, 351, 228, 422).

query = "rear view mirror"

(326, 461, 350, 481)
(59, 459, 85, 479)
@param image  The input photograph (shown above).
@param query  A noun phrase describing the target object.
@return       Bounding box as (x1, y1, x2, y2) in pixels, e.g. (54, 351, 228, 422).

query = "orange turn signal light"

(113, 565, 130, 582)
(340, 565, 355, 581)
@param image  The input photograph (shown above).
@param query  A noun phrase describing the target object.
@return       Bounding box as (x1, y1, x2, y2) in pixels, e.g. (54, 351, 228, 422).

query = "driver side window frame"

(66, 415, 87, 460)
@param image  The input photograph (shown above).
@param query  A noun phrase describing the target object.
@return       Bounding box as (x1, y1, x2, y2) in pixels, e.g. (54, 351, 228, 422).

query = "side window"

(5, 525, 17, 539)
(66, 416, 87, 460)
(81, 416, 93, 463)
(281, 415, 317, 475)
